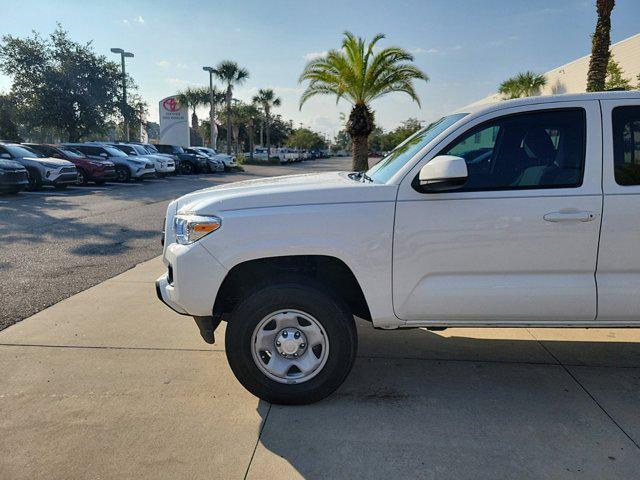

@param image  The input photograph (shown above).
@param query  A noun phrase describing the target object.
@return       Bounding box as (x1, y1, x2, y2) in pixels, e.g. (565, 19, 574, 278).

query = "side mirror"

(417, 155, 468, 192)
(100, 153, 108, 158)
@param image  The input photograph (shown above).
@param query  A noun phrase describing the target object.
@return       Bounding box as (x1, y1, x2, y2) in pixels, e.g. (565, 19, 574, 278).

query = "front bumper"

(0, 170, 29, 190)
(47, 172, 79, 185)
(155, 241, 228, 317)
(93, 167, 118, 181)
(155, 163, 175, 173)
(131, 168, 156, 179)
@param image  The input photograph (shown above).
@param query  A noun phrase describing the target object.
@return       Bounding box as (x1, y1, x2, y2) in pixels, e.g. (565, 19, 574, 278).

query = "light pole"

(202, 66, 218, 150)
(111, 48, 134, 141)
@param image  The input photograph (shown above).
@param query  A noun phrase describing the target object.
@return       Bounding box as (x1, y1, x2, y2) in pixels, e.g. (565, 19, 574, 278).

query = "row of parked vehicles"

(0, 141, 237, 194)
(250, 147, 331, 163)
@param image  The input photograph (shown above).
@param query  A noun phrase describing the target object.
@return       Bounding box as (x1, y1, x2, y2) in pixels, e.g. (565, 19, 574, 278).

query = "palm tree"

(176, 87, 209, 131)
(212, 60, 249, 154)
(252, 89, 282, 162)
(203, 86, 226, 150)
(586, 0, 616, 92)
(498, 71, 547, 99)
(299, 31, 428, 171)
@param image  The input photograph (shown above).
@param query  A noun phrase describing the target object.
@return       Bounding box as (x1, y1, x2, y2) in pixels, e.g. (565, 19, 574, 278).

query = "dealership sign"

(159, 96, 189, 147)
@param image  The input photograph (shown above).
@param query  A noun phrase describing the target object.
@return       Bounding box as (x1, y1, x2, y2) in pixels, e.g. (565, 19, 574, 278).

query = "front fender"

(198, 202, 402, 328)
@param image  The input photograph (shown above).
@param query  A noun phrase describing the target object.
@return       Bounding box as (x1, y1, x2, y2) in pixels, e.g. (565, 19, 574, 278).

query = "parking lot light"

(203, 66, 217, 150)
(111, 48, 135, 142)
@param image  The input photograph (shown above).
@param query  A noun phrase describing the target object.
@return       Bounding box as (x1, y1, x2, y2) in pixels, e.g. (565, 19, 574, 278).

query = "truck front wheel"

(226, 281, 357, 405)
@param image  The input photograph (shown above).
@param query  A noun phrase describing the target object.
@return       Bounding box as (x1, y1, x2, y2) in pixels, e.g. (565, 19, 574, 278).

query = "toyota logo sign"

(162, 97, 180, 112)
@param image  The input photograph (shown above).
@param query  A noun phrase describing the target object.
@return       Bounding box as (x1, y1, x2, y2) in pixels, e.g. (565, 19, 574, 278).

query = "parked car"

(111, 143, 175, 177)
(0, 143, 78, 190)
(274, 147, 298, 163)
(155, 144, 208, 175)
(136, 143, 181, 175)
(185, 148, 224, 173)
(0, 158, 29, 194)
(65, 143, 155, 182)
(24, 144, 117, 185)
(192, 147, 237, 170)
(156, 91, 640, 405)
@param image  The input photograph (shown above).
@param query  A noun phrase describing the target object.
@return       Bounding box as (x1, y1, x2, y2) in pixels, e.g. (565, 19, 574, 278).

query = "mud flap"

(193, 316, 223, 344)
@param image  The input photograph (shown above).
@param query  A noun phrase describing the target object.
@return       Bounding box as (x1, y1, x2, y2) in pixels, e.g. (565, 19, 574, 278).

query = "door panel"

(393, 101, 602, 324)
(596, 100, 640, 323)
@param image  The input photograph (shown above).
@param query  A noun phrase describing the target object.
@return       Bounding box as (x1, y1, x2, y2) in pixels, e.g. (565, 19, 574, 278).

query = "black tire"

(180, 162, 195, 175)
(115, 166, 131, 182)
(76, 169, 89, 186)
(26, 169, 43, 191)
(226, 280, 357, 405)
(53, 184, 68, 190)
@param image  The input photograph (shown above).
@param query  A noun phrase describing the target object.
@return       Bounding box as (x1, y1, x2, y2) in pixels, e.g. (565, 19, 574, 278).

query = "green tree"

(605, 55, 632, 90)
(586, 0, 616, 92)
(268, 115, 294, 147)
(333, 129, 352, 153)
(299, 31, 428, 171)
(0, 26, 132, 141)
(498, 71, 547, 99)
(0, 94, 22, 141)
(176, 87, 209, 130)
(212, 60, 249, 154)
(286, 128, 326, 151)
(252, 88, 282, 162)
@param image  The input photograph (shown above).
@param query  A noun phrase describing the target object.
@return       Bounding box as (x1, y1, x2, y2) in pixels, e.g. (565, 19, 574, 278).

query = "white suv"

(156, 91, 640, 404)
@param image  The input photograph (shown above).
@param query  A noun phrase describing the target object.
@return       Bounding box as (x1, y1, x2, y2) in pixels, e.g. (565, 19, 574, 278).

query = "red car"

(24, 144, 117, 185)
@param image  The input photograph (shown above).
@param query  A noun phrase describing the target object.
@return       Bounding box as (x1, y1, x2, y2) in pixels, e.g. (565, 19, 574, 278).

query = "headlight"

(174, 214, 221, 245)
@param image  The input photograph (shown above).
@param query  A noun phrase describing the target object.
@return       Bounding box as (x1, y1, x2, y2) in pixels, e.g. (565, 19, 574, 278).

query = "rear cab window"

(612, 106, 640, 186)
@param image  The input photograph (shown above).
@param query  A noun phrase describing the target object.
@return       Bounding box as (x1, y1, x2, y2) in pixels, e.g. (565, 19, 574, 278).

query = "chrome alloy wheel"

(251, 310, 329, 384)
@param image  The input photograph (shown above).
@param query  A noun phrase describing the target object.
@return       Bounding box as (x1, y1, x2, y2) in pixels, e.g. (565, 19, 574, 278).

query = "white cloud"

(121, 19, 129, 25)
(411, 47, 438, 55)
(166, 78, 204, 87)
(303, 51, 328, 61)
(451, 45, 462, 51)
(156, 60, 170, 68)
(135, 16, 145, 24)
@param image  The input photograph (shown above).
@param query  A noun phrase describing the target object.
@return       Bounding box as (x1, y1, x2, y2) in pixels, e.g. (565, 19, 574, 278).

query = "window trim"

(611, 105, 640, 187)
(422, 107, 587, 193)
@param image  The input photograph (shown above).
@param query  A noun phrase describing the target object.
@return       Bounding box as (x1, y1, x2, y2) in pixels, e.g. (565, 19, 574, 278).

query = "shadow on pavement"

(248, 326, 640, 479)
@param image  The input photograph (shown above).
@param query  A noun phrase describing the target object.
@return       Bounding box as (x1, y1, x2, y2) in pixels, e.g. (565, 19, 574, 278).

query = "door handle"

(543, 211, 596, 223)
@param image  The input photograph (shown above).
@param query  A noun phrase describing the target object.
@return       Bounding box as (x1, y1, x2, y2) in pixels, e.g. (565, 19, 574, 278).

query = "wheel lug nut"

(282, 331, 288, 338)
(293, 353, 298, 357)
(294, 331, 300, 339)
(275, 341, 280, 346)
(300, 343, 305, 348)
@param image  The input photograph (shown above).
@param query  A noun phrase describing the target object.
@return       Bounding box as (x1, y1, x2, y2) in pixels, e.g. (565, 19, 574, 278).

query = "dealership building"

(473, 33, 640, 106)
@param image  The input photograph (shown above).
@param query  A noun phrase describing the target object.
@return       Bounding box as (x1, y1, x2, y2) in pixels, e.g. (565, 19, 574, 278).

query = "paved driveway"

(1, 257, 639, 479)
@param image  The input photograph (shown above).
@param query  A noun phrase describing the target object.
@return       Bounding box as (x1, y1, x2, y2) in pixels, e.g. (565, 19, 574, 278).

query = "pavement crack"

(244, 402, 272, 480)
(528, 329, 640, 450)
(0, 342, 223, 353)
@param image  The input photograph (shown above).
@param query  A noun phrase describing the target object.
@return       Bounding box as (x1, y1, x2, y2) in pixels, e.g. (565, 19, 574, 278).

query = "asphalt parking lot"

(1, 156, 640, 479)
(0, 157, 351, 330)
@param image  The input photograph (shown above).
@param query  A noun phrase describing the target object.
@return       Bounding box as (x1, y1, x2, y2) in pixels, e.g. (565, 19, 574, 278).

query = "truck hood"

(177, 171, 397, 213)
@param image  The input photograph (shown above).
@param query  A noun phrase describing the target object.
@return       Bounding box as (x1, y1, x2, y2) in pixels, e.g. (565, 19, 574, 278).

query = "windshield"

(104, 146, 129, 157)
(366, 113, 467, 183)
(132, 145, 148, 155)
(115, 145, 136, 155)
(144, 145, 159, 153)
(5, 145, 43, 158)
(58, 146, 85, 159)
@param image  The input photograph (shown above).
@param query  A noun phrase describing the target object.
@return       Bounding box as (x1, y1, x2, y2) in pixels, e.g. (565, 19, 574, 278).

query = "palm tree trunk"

(226, 85, 232, 154)
(266, 109, 271, 162)
(249, 122, 254, 161)
(586, 0, 615, 92)
(260, 119, 264, 147)
(346, 103, 374, 171)
(351, 135, 369, 171)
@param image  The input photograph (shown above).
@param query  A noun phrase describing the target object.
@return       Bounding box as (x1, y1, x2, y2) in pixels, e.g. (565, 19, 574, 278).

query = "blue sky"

(2, 0, 639, 136)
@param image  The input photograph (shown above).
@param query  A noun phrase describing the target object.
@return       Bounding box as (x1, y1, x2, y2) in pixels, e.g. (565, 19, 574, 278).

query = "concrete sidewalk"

(1, 257, 639, 479)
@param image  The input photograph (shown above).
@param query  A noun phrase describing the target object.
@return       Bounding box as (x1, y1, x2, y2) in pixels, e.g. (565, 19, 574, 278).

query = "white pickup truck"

(157, 91, 640, 404)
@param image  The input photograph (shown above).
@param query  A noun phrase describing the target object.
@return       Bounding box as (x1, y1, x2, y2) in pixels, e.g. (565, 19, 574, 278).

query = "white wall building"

(472, 33, 640, 106)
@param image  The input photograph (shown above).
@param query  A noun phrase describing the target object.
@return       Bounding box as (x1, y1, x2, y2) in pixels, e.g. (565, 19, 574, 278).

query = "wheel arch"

(213, 255, 372, 322)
